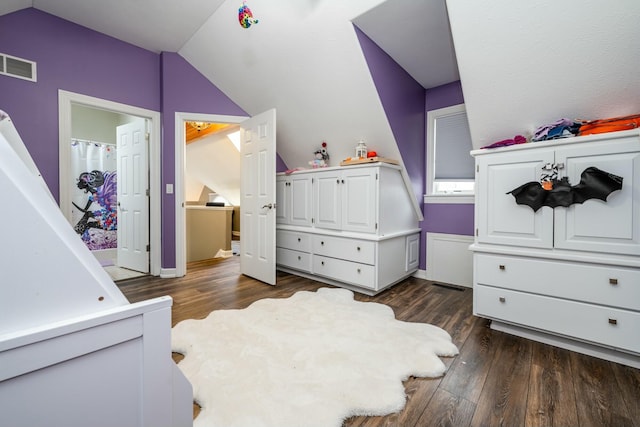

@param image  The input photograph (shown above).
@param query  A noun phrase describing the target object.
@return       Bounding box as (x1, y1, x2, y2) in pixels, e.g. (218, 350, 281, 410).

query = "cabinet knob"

(499, 297, 506, 303)
(321, 261, 324, 266)
(297, 256, 301, 260)
(609, 318, 618, 325)
(357, 268, 361, 273)
(341, 179, 344, 184)
(357, 246, 361, 251)
(321, 241, 324, 246)
(297, 237, 301, 242)
(609, 278, 618, 285)
(336, 179, 340, 184)
(499, 265, 505, 271)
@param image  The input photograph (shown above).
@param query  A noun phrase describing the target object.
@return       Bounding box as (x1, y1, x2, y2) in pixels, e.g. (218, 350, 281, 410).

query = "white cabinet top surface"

(471, 129, 639, 157)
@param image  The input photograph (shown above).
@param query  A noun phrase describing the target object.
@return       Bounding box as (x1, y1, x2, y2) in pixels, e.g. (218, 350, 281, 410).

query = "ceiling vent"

(0, 53, 37, 82)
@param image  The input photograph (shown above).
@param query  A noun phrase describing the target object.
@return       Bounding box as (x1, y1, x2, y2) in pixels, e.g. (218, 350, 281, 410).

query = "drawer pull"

(499, 297, 506, 303)
(499, 265, 505, 271)
(609, 278, 618, 285)
(609, 318, 618, 325)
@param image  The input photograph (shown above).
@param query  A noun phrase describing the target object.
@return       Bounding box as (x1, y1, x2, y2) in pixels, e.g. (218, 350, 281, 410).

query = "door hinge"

(376, 173, 378, 180)
(312, 218, 314, 223)
(146, 188, 150, 196)
(375, 223, 378, 230)
(476, 228, 479, 236)
(146, 244, 150, 252)
(145, 132, 150, 142)
(477, 165, 479, 173)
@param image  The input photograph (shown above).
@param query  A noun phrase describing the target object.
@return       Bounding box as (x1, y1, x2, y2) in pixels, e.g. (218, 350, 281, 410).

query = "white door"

(117, 119, 149, 273)
(240, 109, 276, 284)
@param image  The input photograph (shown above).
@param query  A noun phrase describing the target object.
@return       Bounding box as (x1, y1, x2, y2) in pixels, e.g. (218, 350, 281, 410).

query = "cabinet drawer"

(475, 253, 640, 311)
(475, 285, 640, 354)
(312, 235, 375, 265)
(313, 255, 376, 290)
(276, 230, 312, 252)
(276, 248, 312, 272)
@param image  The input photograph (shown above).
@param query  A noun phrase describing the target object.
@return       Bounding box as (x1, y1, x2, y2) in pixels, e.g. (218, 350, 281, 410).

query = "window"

(425, 104, 475, 204)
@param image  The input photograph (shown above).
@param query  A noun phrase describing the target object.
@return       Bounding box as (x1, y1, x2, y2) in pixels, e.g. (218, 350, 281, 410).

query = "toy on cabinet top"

(309, 141, 330, 168)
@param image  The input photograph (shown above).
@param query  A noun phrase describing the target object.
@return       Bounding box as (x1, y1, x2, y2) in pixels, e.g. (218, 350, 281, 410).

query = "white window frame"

(424, 103, 475, 204)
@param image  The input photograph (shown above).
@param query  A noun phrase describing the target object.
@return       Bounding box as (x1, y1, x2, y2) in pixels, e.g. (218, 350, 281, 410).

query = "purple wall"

(0, 8, 160, 198)
(0, 9, 248, 270)
(160, 52, 246, 267)
(424, 82, 474, 238)
(356, 29, 474, 270)
(354, 26, 426, 203)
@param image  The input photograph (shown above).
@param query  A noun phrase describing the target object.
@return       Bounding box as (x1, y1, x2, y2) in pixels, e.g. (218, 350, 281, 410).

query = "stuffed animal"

(309, 141, 329, 168)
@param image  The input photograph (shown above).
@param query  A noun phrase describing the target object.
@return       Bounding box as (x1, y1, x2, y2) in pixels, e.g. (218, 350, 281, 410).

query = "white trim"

(174, 112, 248, 278)
(424, 194, 474, 204)
(58, 90, 161, 277)
(412, 269, 427, 280)
(159, 268, 177, 279)
(426, 103, 475, 201)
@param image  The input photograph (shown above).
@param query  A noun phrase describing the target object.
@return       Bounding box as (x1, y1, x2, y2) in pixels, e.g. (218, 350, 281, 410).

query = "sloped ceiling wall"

(179, 0, 404, 169)
(446, 0, 640, 149)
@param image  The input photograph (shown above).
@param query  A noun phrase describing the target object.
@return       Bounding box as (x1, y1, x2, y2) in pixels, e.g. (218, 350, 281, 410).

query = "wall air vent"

(0, 53, 37, 82)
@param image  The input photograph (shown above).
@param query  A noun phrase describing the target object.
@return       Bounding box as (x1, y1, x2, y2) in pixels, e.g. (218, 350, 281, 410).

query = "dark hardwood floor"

(117, 257, 640, 427)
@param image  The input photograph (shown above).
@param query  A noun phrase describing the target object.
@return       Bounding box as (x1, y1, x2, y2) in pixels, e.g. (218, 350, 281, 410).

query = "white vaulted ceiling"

(0, 0, 457, 168)
(2, 0, 638, 155)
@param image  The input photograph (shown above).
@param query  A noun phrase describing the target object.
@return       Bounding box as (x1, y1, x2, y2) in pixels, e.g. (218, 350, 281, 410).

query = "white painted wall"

(179, 0, 403, 171)
(446, 0, 640, 149)
(185, 132, 241, 206)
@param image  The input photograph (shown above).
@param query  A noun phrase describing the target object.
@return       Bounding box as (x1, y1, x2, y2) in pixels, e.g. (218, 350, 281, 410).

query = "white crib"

(0, 112, 192, 427)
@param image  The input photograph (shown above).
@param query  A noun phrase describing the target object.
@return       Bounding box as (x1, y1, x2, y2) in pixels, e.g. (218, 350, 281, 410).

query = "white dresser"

(276, 163, 421, 295)
(471, 129, 640, 368)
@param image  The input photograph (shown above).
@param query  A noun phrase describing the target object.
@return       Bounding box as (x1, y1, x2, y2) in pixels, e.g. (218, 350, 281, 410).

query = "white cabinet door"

(276, 174, 312, 226)
(314, 170, 342, 230)
(275, 176, 288, 224)
(476, 148, 554, 248)
(554, 137, 640, 255)
(289, 174, 313, 226)
(341, 168, 377, 233)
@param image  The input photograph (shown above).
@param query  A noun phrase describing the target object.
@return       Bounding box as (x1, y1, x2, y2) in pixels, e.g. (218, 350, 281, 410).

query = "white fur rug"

(172, 287, 458, 427)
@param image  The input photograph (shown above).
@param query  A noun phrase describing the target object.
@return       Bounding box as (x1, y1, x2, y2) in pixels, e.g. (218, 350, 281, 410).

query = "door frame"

(58, 90, 162, 276)
(174, 112, 248, 278)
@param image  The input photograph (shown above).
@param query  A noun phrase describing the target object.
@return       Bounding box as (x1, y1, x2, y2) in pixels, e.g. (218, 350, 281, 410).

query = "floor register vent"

(0, 52, 37, 82)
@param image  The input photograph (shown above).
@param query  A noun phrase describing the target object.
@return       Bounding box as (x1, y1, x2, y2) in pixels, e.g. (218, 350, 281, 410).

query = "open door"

(240, 109, 276, 285)
(117, 118, 150, 273)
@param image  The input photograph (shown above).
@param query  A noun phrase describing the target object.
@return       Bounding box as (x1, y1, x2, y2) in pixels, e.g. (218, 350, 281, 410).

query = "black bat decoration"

(508, 167, 623, 212)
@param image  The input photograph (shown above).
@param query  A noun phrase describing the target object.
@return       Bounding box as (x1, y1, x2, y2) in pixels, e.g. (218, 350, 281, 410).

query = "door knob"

(261, 203, 275, 209)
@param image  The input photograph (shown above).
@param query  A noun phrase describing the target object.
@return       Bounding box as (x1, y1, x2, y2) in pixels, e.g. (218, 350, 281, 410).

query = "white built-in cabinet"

(276, 163, 420, 295)
(471, 129, 640, 368)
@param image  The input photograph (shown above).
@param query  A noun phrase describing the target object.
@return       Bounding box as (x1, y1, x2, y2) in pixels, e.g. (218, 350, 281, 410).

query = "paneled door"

(240, 109, 276, 285)
(117, 118, 149, 273)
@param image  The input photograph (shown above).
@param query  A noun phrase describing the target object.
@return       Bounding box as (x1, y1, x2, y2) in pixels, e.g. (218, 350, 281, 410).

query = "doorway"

(58, 90, 161, 277)
(174, 112, 248, 277)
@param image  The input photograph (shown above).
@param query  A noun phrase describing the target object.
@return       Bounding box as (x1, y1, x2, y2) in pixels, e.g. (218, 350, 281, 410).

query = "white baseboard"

(426, 232, 473, 288)
(412, 269, 427, 280)
(160, 268, 177, 278)
(215, 249, 233, 258)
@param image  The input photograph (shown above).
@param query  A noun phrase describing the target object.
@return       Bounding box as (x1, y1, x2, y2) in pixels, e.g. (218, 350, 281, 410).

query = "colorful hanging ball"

(238, 2, 259, 29)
